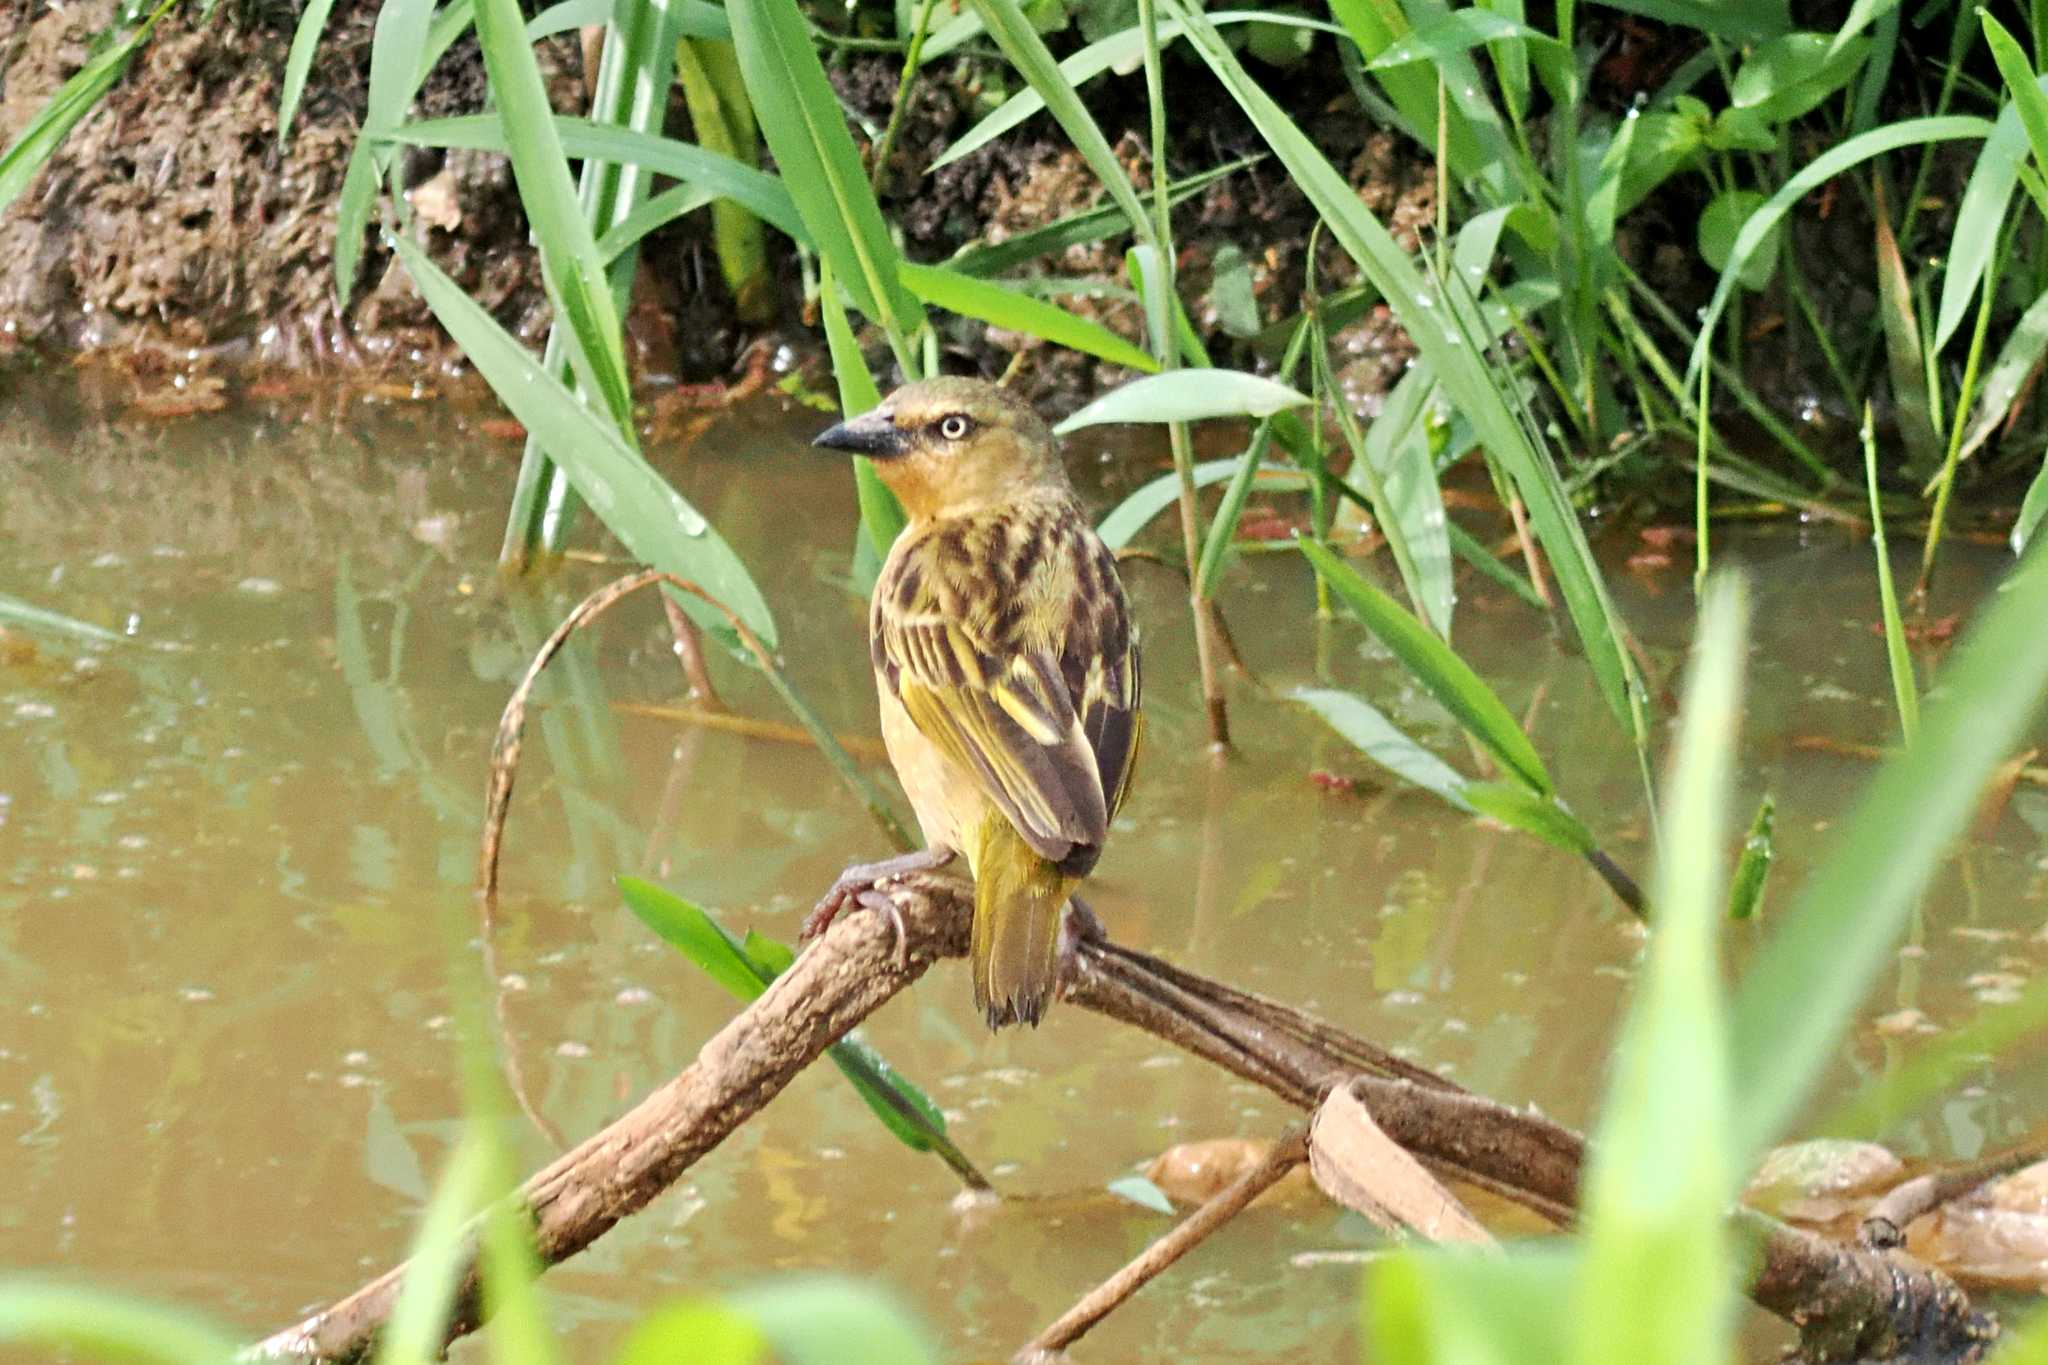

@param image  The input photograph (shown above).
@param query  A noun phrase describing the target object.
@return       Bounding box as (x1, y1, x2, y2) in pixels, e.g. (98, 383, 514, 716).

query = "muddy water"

(1, 376, 2044, 1361)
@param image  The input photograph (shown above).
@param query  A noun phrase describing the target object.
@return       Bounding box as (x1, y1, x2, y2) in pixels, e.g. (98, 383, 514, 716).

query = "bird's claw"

(802, 847, 955, 967)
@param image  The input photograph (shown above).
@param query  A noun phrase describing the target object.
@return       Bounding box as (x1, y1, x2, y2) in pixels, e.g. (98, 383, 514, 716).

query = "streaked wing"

(873, 504, 1138, 874)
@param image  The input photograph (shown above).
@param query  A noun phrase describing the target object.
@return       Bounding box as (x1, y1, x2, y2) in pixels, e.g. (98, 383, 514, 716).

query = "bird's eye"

(936, 414, 972, 441)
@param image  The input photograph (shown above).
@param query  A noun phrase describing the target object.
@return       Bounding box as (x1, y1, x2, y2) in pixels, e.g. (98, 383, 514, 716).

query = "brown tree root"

(249, 873, 1999, 1365)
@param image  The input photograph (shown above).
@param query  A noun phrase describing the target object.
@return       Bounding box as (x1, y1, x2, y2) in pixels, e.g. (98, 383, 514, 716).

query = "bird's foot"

(1056, 894, 1107, 990)
(803, 847, 956, 967)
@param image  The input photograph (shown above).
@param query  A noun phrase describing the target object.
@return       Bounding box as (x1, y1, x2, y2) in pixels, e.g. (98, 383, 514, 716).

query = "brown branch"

(251, 873, 2001, 1365)
(1018, 1129, 1311, 1361)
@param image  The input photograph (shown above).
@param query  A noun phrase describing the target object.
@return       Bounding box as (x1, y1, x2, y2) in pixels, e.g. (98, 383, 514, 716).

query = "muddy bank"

(0, 0, 1448, 402)
(0, 1, 1950, 434)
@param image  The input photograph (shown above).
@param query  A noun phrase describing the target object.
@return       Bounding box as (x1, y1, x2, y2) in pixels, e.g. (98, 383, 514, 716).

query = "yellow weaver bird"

(806, 376, 1141, 1028)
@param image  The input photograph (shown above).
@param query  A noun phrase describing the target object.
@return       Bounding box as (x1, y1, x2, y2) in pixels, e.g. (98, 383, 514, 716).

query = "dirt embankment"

(0, 0, 1447, 402)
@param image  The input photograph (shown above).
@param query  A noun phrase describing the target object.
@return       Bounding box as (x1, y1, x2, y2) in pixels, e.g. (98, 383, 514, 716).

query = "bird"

(805, 376, 1141, 1029)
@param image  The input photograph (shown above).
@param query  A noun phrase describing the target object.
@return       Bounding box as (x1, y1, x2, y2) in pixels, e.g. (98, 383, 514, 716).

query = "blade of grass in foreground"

(1729, 544, 2048, 1165)
(0, 1282, 237, 1365)
(1575, 574, 1746, 1365)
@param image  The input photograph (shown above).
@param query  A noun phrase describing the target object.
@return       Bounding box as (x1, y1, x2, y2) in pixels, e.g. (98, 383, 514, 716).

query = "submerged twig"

(1017, 1129, 1311, 1362)
(1859, 1147, 2043, 1252)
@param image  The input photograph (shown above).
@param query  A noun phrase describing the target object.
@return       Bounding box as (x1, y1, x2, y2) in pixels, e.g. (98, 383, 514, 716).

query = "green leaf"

(1727, 795, 1775, 921)
(1095, 457, 1300, 549)
(593, 184, 719, 265)
(728, 0, 925, 351)
(0, 1281, 238, 1365)
(1462, 781, 1597, 855)
(1574, 574, 1746, 1365)
(2017, 451, 2048, 556)
(1863, 405, 1920, 745)
(1291, 686, 1474, 811)
(1984, 14, 2048, 187)
(1874, 189, 1943, 477)
(389, 235, 776, 645)
(1934, 81, 2043, 352)
(1587, 0, 1787, 40)
(0, 593, 122, 645)
(1055, 369, 1310, 432)
(1107, 1174, 1177, 1213)
(390, 116, 808, 249)
(1687, 116, 1992, 385)
(1729, 546, 2048, 1165)
(945, 158, 1256, 276)
(278, 0, 340, 146)
(1349, 355, 1455, 635)
(1697, 189, 1774, 291)
(1168, 0, 1648, 748)
(898, 261, 1160, 371)
(819, 260, 908, 565)
(0, 0, 176, 218)
(619, 879, 981, 1181)
(966, 0, 1156, 240)
(470, 0, 634, 430)
(1728, 32, 1871, 122)
(1365, 7, 1565, 77)
(377, 1134, 494, 1365)
(1954, 280, 2048, 466)
(1820, 969, 2048, 1137)
(1298, 536, 1554, 797)
(1205, 244, 1262, 339)
(1365, 1243, 1581, 1365)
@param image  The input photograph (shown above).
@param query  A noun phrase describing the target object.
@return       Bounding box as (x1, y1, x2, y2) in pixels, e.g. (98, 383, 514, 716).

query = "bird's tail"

(967, 814, 1071, 1029)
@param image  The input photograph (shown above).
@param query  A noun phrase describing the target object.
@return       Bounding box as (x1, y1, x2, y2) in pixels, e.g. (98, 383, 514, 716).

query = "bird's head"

(811, 376, 1067, 521)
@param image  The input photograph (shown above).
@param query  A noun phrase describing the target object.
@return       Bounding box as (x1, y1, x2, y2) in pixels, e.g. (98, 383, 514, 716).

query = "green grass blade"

(1686, 117, 1992, 386)
(1095, 457, 1300, 550)
(1873, 189, 1943, 476)
(931, 12, 1343, 171)
(727, 0, 925, 357)
(618, 879, 986, 1186)
(391, 234, 776, 645)
(965, 0, 1156, 241)
(1985, 14, 2048, 177)
(1588, 0, 1787, 40)
(1819, 970, 2048, 1138)
(0, 592, 122, 645)
(1331, 350, 1454, 636)
(466, 0, 639, 429)
(945, 159, 1256, 276)
(594, 184, 719, 264)
(1291, 686, 1475, 810)
(898, 262, 1160, 371)
(1299, 535, 1553, 797)
(820, 260, 909, 564)
(1167, 0, 1647, 748)
(1728, 545, 2048, 1164)
(375, 1134, 493, 1365)
(1055, 370, 1310, 431)
(0, 1282, 238, 1365)
(1727, 794, 1775, 920)
(1954, 280, 2048, 465)
(2017, 450, 2048, 556)
(1461, 781, 1597, 854)
(1934, 89, 2035, 351)
(1574, 574, 1745, 1365)
(278, 0, 341, 146)
(392, 116, 807, 244)
(1862, 405, 1919, 745)
(724, 1280, 937, 1365)
(0, 0, 175, 217)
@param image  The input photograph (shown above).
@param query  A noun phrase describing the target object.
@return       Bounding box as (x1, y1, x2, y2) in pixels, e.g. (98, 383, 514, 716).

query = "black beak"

(812, 411, 908, 458)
